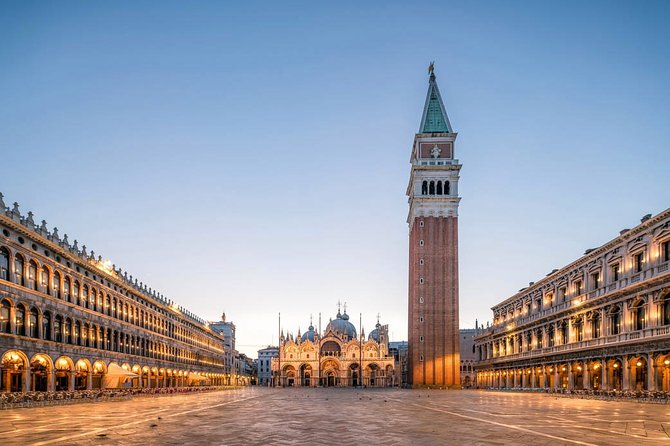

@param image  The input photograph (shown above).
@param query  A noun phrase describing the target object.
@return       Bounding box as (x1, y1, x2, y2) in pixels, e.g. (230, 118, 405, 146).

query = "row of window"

(495, 241, 670, 324)
(481, 297, 670, 360)
(0, 299, 223, 367)
(0, 245, 218, 351)
(420, 180, 450, 196)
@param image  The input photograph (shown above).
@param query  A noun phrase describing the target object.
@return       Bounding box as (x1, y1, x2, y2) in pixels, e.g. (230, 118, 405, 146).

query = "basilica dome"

(301, 324, 317, 342)
(368, 322, 381, 342)
(326, 311, 357, 339)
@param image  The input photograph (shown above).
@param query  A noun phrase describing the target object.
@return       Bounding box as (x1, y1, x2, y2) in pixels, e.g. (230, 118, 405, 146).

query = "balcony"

(493, 264, 669, 332)
(485, 325, 670, 364)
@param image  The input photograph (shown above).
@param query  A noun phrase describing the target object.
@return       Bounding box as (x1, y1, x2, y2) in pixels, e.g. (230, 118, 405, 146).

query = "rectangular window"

(558, 287, 567, 303)
(591, 272, 600, 290)
(664, 241, 670, 262)
(634, 252, 644, 272)
(612, 264, 620, 282)
(574, 280, 582, 296)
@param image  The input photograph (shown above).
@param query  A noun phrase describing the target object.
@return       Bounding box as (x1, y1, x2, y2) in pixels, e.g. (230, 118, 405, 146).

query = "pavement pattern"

(3, 387, 670, 445)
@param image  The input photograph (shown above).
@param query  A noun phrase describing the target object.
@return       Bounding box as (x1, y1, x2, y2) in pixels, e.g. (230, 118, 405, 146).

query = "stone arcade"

(0, 192, 232, 392)
(475, 209, 670, 392)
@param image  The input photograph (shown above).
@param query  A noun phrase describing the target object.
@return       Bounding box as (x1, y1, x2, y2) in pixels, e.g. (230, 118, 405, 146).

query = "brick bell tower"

(407, 64, 461, 388)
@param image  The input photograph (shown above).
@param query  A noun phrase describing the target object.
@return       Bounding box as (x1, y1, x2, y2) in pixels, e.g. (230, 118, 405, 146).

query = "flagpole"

(359, 312, 363, 388)
(278, 312, 281, 387)
(318, 312, 322, 387)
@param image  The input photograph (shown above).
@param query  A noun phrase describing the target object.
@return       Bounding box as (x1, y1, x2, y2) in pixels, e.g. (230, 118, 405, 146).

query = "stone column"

(48, 368, 55, 392)
(86, 371, 93, 390)
(37, 312, 43, 340)
(568, 365, 574, 390)
(602, 361, 608, 390)
(68, 371, 75, 391)
(3, 369, 10, 392)
(623, 355, 630, 390)
(584, 365, 591, 390)
(22, 368, 30, 393)
(648, 353, 656, 391)
(553, 366, 559, 389)
(9, 305, 16, 334)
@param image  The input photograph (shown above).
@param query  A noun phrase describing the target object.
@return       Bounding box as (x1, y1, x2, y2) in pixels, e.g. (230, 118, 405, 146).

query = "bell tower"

(407, 65, 461, 388)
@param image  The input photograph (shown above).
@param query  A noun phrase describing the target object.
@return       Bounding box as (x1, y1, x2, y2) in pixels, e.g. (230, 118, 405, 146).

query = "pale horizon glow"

(1, 2, 669, 357)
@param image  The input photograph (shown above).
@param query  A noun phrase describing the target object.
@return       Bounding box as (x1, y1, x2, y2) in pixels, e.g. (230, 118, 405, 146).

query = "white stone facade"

(475, 209, 670, 392)
(0, 193, 230, 392)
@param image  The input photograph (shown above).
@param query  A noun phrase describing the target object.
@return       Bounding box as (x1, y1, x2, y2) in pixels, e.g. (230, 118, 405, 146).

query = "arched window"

(0, 299, 10, 333)
(591, 313, 601, 338)
(106, 295, 111, 316)
(52, 271, 61, 299)
(41, 266, 50, 295)
(106, 328, 112, 350)
(429, 181, 435, 195)
(547, 326, 555, 347)
(436, 181, 443, 195)
(28, 260, 38, 290)
(90, 325, 97, 348)
(320, 341, 341, 356)
(42, 312, 51, 341)
(82, 323, 89, 347)
(560, 322, 568, 344)
(112, 330, 118, 352)
(63, 277, 71, 302)
(573, 318, 583, 342)
(0, 247, 9, 280)
(74, 320, 81, 345)
(609, 307, 621, 335)
(14, 254, 24, 286)
(82, 285, 89, 308)
(15, 305, 25, 336)
(73, 281, 80, 305)
(633, 301, 646, 331)
(421, 181, 428, 195)
(64, 318, 72, 344)
(444, 181, 450, 195)
(29, 307, 38, 338)
(661, 295, 670, 326)
(54, 315, 63, 342)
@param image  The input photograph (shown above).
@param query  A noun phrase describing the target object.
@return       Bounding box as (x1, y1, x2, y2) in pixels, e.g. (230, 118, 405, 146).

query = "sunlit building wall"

(0, 193, 229, 392)
(475, 209, 670, 391)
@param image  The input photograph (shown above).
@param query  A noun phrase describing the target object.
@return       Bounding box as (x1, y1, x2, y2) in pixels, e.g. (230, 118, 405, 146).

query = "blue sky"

(1, 1, 669, 356)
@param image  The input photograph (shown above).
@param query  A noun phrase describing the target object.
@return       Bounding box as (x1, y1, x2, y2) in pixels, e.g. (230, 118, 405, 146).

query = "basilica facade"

(475, 209, 670, 392)
(272, 309, 395, 387)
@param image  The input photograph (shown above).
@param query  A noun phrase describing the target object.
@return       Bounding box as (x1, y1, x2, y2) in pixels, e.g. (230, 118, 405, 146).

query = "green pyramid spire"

(419, 69, 452, 133)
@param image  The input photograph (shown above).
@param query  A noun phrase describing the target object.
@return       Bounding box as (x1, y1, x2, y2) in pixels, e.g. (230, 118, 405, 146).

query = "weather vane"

(428, 61, 435, 75)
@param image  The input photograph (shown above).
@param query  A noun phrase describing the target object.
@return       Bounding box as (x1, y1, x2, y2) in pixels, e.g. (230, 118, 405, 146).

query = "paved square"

(3, 388, 670, 445)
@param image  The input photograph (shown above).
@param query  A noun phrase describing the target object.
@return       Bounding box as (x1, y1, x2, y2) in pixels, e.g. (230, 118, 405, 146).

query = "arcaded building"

(407, 66, 461, 388)
(272, 309, 395, 387)
(0, 193, 229, 392)
(475, 209, 670, 392)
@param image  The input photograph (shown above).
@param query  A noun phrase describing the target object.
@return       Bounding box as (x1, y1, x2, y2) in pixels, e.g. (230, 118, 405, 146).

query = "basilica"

(272, 307, 396, 387)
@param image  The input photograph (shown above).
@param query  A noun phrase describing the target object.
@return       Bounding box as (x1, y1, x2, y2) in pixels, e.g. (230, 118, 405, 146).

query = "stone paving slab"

(2, 388, 670, 445)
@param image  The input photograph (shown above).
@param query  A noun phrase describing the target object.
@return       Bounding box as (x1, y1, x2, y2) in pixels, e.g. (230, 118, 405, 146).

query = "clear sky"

(1, 1, 669, 357)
